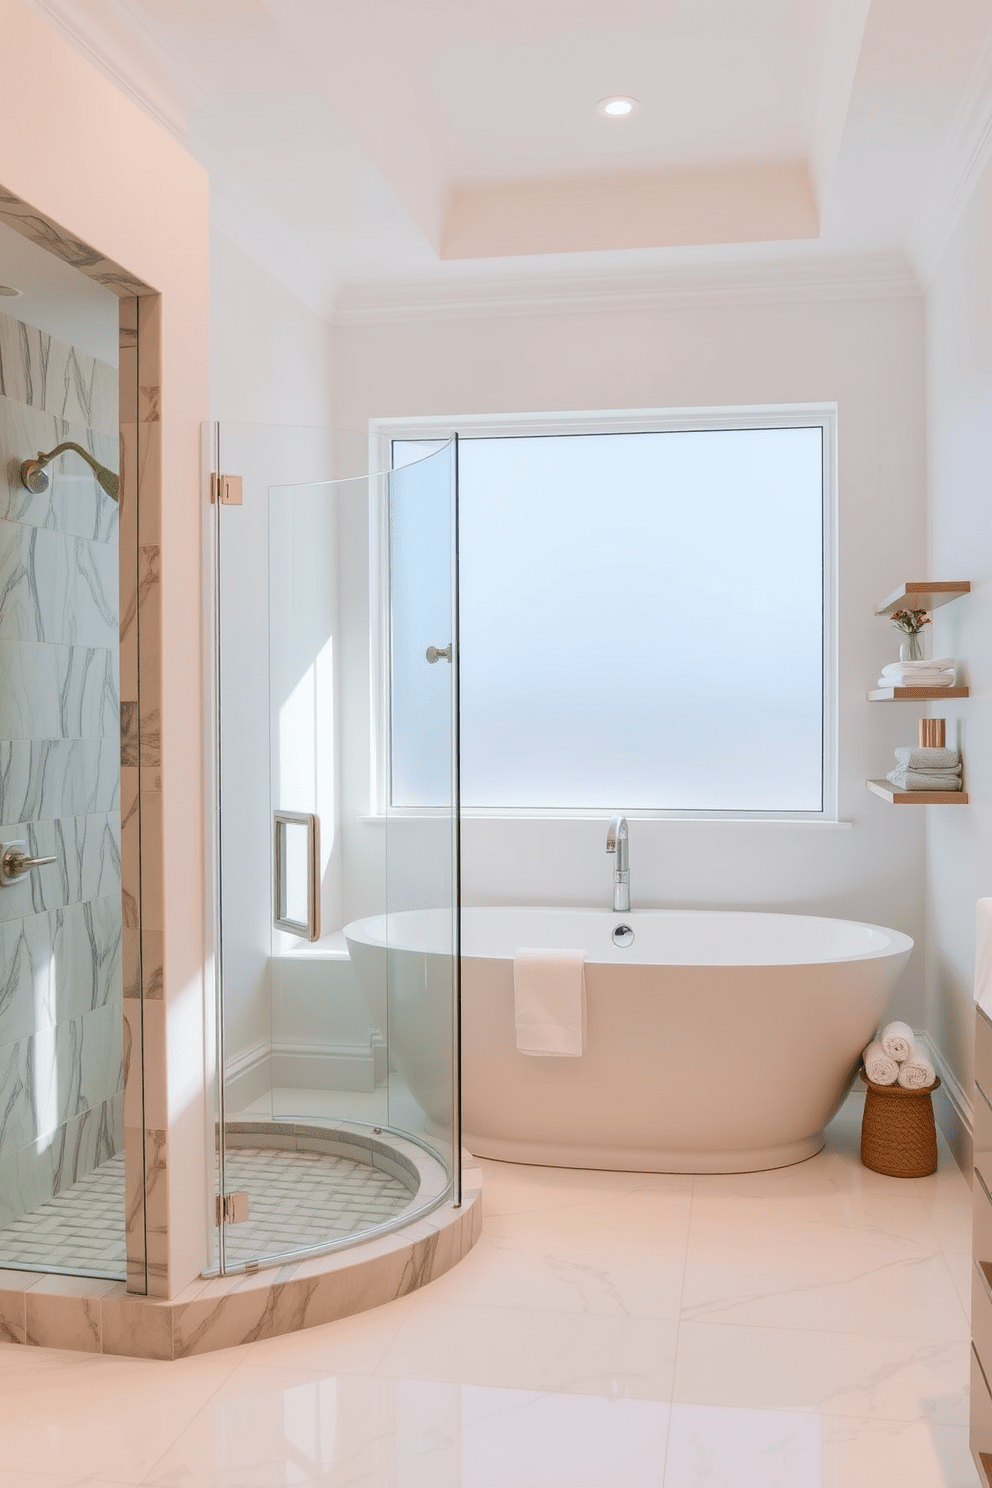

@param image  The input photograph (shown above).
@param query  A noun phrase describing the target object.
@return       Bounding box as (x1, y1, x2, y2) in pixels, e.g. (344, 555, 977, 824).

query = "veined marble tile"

(0, 309, 117, 436)
(0, 521, 118, 650)
(0, 397, 118, 545)
(0, 812, 120, 925)
(0, 737, 119, 825)
(0, 1089, 122, 1228)
(0, 640, 118, 741)
(0, 896, 121, 1050)
(0, 999, 122, 1160)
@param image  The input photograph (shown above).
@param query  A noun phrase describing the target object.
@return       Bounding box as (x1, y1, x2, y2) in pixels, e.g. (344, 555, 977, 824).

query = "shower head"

(20, 442, 119, 502)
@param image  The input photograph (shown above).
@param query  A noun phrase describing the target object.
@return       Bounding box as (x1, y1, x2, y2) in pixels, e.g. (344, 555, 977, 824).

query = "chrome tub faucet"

(606, 814, 630, 912)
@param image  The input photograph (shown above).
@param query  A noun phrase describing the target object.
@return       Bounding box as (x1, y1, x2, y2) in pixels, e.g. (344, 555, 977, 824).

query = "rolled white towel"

(894, 747, 960, 770)
(863, 1040, 899, 1085)
(896, 1041, 936, 1090)
(879, 1019, 914, 1062)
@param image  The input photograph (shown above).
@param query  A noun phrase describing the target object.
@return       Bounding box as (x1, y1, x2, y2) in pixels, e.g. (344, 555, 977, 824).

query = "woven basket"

(860, 1071, 941, 1177)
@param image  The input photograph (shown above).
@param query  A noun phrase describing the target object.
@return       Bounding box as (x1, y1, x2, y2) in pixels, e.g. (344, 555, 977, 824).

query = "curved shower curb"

(0, 1155, 483, 1359)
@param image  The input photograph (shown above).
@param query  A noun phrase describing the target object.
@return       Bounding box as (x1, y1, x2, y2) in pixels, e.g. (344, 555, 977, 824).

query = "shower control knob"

(426, 644, 452, 664)
(0, 843, 57, 886)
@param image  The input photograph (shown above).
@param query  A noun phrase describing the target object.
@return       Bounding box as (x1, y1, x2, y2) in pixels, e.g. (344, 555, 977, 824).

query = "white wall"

(210, 229, 333, 427)
(208, 230, 386, 1091)
(335, 292, 931, 1025)
(924, 165, 992, 1106)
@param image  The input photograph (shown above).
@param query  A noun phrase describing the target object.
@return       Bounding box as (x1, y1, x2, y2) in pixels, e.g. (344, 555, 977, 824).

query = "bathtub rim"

(343, 905, 914, 969)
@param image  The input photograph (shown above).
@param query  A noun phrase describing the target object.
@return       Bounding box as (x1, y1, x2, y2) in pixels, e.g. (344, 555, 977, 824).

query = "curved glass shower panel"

(209, 425, 459, 1276)
(384, 442, 460, 1190)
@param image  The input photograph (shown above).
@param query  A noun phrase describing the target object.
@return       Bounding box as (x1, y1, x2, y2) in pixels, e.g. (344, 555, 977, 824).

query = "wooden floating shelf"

(874, 580, 970, 617)
(867, 778, 968, 804)
(868, 686, 969, 700)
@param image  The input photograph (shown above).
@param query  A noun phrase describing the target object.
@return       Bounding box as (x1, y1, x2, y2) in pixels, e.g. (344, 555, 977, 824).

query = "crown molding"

(25, 0, 202, 144)
(331, 254, 921, 327)
(907, 30, 992, 286)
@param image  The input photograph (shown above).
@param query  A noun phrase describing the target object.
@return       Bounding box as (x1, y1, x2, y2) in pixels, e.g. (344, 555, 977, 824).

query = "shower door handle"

(426, 644, 452, 664)
(0, 843, 57, 886)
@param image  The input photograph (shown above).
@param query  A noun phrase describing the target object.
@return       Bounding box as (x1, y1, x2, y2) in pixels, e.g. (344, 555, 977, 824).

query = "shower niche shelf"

(867, 778, 969, 805)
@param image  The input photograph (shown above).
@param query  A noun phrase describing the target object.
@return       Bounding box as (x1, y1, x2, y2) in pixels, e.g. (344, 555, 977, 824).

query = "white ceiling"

(22, 0, 992, 314)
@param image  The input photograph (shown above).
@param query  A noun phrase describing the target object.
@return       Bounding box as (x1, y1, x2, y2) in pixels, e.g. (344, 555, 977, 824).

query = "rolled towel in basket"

(897, 1042, 936, 1090)
(879, 1020, 915, 1062)
(863, 1040, 899, 1085)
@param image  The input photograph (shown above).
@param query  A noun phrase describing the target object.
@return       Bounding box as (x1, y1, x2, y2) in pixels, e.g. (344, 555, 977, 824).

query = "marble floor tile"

(0, 1094, 978, 1488)
(0, 1351, 247, 1482)
(143, 1369, 673, 1488)
(680, 1240, 969, 1338)
(672, 1320, 970, 1425)
(422, 1191, 692, 1319)
(375, 1299, 679, 1398)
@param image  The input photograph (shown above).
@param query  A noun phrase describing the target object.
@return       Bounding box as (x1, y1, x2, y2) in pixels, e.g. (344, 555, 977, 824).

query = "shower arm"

(20, 442, 119, 502)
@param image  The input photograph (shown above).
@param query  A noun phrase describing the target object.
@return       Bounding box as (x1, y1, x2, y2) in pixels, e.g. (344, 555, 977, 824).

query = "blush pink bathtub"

(460, 907, 912, 1173)
(343, 907, 913, 1175)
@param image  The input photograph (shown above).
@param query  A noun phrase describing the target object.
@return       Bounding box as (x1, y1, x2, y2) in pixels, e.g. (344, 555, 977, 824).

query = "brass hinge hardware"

(211, 473, 243, 506)
(216, 1190, 249, 1225)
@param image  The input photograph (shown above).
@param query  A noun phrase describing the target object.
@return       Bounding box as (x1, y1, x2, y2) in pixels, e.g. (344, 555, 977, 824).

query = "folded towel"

(976, 899, 992, 1015)
(877, 672, 954, 688)
(881, 658, 956, 676)
(887, 768, 962, 791)
(896, 1041, 936, 1090)
(863, 1040, 899, 1085)
(514, 948, 586, 1057)
(894, 747, 960, 770)
(879, 1020, 914, 1062)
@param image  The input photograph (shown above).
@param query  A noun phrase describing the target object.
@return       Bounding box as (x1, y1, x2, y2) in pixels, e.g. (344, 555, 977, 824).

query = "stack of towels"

(863, 1021, 935, 1089)
(886, 745, 962, 792)
(877, 657, 956, 688)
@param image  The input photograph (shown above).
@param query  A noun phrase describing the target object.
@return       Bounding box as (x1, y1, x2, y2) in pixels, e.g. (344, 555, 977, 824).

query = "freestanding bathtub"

(343, 907, 913, 1174)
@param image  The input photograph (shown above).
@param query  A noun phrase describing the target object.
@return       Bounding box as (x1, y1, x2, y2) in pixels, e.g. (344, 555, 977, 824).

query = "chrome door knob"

(0, 843, 57, 886)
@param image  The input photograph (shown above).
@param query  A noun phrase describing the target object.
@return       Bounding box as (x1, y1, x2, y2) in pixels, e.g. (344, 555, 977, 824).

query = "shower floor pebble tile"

(2, 1093, 979, 1487)
(0, 1143, 413, 1277)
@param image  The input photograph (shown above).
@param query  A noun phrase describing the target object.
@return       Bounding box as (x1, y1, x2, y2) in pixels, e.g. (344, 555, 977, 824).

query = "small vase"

(900, 633, 925, 663)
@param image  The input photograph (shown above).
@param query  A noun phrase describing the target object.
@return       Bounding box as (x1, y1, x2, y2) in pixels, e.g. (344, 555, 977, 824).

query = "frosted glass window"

(393, 424, 826, 814)
(389, 446, 454, 808)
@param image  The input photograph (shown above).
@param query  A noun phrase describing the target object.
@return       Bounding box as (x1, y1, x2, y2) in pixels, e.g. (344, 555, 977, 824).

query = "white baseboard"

(224, 1041, 271, 1112)
(271, 1040, 379, 1094)
(225, 1036, 384, 1103)
(918, 1031, 974, 1181)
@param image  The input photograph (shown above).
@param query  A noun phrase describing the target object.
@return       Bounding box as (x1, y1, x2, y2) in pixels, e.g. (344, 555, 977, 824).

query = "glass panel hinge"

(216, 1191, 249, 1225)
(211, 473, 243, 505)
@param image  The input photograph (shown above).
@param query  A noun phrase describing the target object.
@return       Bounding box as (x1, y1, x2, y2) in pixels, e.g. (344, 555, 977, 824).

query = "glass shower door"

(209, 426, 460, 1275)
(384, 440, 461, 1197)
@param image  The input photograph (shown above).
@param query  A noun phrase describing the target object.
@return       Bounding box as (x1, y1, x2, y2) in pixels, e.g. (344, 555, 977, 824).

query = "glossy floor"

(3, 1094, 977, 1487)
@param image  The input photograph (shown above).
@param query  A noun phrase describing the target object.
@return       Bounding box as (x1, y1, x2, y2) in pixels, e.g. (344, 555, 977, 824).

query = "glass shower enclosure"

(205, 424, 460, 1276)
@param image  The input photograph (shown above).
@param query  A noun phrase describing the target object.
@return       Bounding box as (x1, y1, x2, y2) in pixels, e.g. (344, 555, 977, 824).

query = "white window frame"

(369, 404, 839, 823)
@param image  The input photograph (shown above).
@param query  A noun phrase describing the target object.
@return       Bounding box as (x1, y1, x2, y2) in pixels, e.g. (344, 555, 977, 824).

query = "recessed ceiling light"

(0, 285, 23, 297)
(596, 96, 639, 119)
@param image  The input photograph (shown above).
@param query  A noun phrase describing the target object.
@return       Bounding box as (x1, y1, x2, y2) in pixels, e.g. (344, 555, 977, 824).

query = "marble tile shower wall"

(0, 309, 122, 1230)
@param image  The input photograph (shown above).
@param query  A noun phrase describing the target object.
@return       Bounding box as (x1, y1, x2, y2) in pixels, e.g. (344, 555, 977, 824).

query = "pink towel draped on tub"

(513, 948, 587, 1056)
